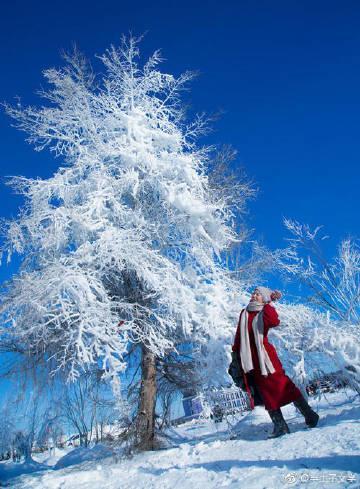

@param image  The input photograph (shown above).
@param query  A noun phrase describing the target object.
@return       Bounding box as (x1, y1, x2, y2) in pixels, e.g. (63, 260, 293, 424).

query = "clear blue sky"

(1, 0, 359, 283)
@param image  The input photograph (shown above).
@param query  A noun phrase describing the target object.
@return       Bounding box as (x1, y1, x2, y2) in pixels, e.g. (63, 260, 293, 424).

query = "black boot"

(267, 409, 290, 438)
(293, 395, 319, 428)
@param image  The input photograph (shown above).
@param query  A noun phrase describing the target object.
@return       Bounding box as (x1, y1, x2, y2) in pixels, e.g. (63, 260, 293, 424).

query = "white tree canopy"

(1, 37, 241, 390)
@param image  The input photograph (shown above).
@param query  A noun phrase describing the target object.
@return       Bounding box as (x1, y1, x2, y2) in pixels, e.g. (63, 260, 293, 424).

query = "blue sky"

(0, 0, 359, 280)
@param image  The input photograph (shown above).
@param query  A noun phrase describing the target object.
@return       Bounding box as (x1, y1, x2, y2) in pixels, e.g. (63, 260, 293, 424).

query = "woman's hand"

(270, 290, 282, 301)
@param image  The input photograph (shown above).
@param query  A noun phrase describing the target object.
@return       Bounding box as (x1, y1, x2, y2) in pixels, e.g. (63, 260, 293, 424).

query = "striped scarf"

(239, 302, 276, 376)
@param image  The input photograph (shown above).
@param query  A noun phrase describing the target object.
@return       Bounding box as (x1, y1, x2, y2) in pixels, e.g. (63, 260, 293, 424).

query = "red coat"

(232, 303, 301, 411)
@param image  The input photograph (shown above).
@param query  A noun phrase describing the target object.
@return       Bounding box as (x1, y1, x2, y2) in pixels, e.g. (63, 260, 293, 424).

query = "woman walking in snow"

(229, 286, 319, 438)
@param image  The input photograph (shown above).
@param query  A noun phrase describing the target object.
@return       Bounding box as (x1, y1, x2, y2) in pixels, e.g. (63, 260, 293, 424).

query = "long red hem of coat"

(246, 369, 302, 411)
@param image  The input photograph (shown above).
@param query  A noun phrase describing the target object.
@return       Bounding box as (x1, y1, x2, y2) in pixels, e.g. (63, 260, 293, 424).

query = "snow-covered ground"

(1, 390, 359, 489)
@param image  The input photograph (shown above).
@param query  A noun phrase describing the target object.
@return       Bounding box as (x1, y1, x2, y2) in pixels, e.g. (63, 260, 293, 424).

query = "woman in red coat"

(231, 286, 319, 438)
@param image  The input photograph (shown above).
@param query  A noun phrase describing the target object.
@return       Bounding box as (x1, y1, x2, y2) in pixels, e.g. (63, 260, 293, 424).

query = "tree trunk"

(136, 344, 157, 450)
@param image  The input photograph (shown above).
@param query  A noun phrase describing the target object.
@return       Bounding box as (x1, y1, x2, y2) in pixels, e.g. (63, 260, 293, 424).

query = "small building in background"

(173, 386, 250, 425)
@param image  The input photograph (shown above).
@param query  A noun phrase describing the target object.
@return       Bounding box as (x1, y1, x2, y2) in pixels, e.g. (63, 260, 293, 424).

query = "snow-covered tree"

(262, 220, 360, 395)
(1, 385, 59, 461)
(267, 301, 360, 396)
(57, 368, 118, 447)
(280, 219, 360, 324)
(0, 37, 248, 449)
(0, 405, 15, 458)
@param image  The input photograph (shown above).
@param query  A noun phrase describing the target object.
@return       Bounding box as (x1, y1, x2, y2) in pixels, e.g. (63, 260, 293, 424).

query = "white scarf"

(239, 302, 276, 376)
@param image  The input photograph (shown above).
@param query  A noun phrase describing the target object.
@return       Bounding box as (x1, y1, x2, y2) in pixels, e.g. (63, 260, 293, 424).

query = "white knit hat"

(255, 286, 272, 303)
(255, 286, 282, 303)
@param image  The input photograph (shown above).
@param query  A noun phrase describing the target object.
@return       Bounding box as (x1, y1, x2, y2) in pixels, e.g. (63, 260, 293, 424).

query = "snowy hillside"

(1, 391, 359, 489)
